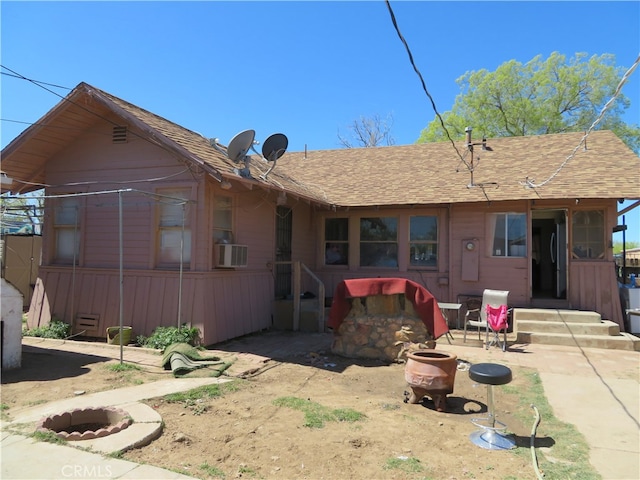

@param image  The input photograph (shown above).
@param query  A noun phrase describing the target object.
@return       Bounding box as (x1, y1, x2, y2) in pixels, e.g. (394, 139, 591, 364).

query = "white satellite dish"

(261, 133, 288, 162)
(227, 130, 255, 163)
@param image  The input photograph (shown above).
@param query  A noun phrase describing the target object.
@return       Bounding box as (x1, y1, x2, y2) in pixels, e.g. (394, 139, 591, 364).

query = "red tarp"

(327, 278, 449, 340)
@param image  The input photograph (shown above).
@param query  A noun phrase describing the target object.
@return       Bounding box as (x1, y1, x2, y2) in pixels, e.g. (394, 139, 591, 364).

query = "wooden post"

(293, 261, 301, 331)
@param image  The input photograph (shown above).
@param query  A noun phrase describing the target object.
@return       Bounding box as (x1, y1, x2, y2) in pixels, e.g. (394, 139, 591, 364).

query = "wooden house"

(2, 82, 639, 344)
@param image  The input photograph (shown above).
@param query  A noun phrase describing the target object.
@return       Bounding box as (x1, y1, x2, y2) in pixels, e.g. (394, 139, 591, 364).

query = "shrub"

(23, 320, 71, 339)
(136, 324, 201, 351)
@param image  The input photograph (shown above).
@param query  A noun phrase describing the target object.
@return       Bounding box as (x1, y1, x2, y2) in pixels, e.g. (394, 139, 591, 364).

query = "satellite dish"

(261, 133, 288, 162)
(259, 133, 288, 180)
(227, 130, 255, 163)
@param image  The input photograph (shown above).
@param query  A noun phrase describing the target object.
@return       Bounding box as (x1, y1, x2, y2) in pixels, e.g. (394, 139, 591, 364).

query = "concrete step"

(516, 320, 620, 336)
(513, 308, 602, 323)
(516, 331, 640, 351)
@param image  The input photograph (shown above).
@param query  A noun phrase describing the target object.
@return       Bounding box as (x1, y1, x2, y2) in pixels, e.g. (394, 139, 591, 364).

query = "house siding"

(315, 207, 451, 303)
(28, 267, 274, 345)
(311, 199, 624, 327)
(570, 262, 620, 319)
(28, 123, 280, 344)
(11, 93, 630, 343)
(43, 122, 197, 269)
(450, 202, 530, 306)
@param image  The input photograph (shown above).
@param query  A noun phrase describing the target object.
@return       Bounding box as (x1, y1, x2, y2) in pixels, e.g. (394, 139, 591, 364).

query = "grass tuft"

(32, 430, 66, 444)
(273, 396, 366, 428)
(504, 367, 600, 480)
(164, 383, 227, 403)
(200, 462, 225, 478)
(383, 456, 426, 474)
(104, 362, 142, 373)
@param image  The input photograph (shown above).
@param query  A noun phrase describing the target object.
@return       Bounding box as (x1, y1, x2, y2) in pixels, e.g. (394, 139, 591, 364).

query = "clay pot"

(404, 349, 457, 412)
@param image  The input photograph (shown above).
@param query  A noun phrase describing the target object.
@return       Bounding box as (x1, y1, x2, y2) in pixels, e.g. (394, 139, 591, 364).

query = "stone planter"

(404, 349, 457, 412)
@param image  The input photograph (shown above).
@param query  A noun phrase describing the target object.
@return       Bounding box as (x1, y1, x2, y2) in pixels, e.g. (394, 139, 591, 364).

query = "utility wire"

(5, 168, 192, 190)
(384, 0, 470, 172)
(1, 66, 212, 183)
(0, 118, 114, 135)
(2, 67, 337, 206)
(522, 54, 640, 189)
(384, 5, 638, 194)
(0, 70, 71, 91)
(1, 66, 74, 104)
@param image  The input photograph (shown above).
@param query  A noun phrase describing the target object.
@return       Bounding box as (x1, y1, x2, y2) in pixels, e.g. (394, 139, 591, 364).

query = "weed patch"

(504, 367, 600, 480)
(32, 430, 66, 445)
(383, 456, 427, 475)
(104, 362, 142, 373)
(136, 325, 201, 352)
(23, 320, 71, 339)
(200, 462, 225, 478)
(273, 396, 366, 428)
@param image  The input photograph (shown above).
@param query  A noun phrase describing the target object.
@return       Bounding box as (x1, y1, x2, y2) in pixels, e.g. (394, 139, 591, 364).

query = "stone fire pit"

(328, 278, 449, 362)
(37, 406, 132, 441)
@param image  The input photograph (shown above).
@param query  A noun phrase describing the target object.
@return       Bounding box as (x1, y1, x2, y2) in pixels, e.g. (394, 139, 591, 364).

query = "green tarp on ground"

(161, 343, 234, 376)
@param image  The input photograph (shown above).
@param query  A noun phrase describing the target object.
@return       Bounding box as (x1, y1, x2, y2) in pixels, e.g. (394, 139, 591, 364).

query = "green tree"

(417, 52, 640, 153)
(613, 241, 639, 254)
(0, 191, 43, 234)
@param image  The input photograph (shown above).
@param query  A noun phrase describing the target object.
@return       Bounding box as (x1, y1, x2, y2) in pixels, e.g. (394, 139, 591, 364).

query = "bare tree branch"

(337, 114, 396, 148)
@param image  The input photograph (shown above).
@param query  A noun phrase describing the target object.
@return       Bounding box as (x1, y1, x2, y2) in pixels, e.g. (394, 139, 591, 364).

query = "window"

(409, 215, 438, 267)
(53, 195, 80, 263)
(572, 210, 605, 259)
(324, 218, 348, 265)
(157, 188, 191, 266)
(490, 213, 526, 257)
(360, 217, 398, 267)
(213, 195, 233, 244)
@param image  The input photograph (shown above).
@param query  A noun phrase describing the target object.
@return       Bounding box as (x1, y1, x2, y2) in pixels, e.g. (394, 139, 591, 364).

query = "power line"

(522, 54, 640, 189)
(0, 118, 112, 135)
(5, 168, 193, 190)
(1, 66, 215, 183)
(384, 0, 470, 172)
(0, 71, 71, 91)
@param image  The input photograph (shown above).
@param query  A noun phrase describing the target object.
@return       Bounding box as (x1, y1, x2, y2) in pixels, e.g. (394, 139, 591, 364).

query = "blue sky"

(1, 0, 639, 242)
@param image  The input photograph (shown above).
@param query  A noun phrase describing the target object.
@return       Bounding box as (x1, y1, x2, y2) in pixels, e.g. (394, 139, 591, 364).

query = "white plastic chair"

(463, 290, 509, 350)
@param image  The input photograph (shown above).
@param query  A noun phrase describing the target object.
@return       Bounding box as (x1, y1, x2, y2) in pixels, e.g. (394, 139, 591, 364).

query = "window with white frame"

(360, 217, 398, 267)
(213, 195, 233, 244)
(53, 195, 81, 263)
(572, 210, 605, 259)
(157, 188, 191, 266)
(490, 213, 526, 257)
(324, 218, 348, 265)
(409, 215, 438, 267)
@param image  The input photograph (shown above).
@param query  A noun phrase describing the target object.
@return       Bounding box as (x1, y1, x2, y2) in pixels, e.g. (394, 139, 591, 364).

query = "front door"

(531, 209, 568, 300)
(274, 206, 292, 299)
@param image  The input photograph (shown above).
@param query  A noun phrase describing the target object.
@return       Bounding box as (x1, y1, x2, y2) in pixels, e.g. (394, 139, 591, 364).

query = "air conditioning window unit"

(215, 244, 248, 268)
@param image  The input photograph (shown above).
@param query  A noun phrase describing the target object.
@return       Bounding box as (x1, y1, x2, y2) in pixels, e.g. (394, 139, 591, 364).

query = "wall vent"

(215, 244, 248, 268)
(74, 314, 100, 336)
(112, 126, 128, 143)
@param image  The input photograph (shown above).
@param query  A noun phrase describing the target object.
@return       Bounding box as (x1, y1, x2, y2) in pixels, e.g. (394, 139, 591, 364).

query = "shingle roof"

(273, 131, 640, 207)
(3, 82, 638, 206)
(90, 84, 331, 204)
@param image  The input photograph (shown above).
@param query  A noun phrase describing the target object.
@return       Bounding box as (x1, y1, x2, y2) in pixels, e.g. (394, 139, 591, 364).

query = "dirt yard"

(2, 337, 546, 480)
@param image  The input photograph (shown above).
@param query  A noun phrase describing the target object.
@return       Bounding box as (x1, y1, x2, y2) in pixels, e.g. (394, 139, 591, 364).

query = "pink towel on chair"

(486, 304, 508, 331)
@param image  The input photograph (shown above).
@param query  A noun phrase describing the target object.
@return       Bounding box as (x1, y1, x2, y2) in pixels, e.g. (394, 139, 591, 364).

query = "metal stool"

(468, 363, 516, 450)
